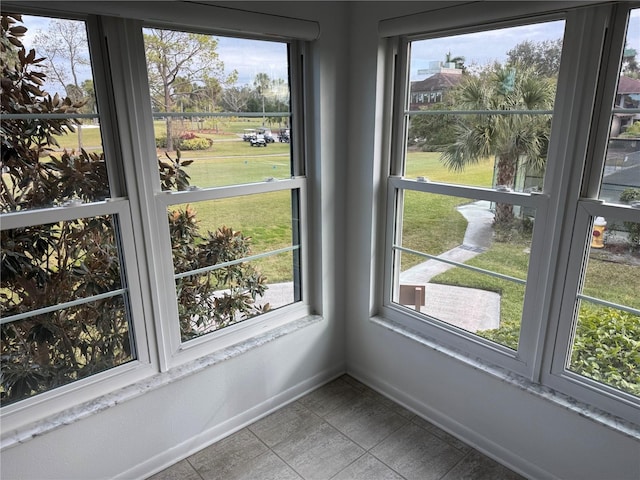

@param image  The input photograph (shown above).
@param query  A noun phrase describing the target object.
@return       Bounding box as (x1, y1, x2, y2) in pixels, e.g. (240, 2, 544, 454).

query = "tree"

(622, 45, 639, 79)
(506, 38, 563, 78)
(81, 78, 96, 115)
(253, 72, 270, 125)
(408, 98, 458, 151)
(441, 65, 555, 226)
(32, 19, 89, 94)
(1, 15, 267, 403)
(33, 18, 90, 148)
(220, 85, 253, 112)
(144, 28, 234, 150)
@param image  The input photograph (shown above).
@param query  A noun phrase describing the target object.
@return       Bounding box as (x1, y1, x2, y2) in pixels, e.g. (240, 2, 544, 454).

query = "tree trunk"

(163, 70, 174, 152)
(494, 154, 517, 227)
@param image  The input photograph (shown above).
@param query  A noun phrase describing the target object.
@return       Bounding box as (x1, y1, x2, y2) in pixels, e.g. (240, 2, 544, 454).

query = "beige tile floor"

(148, 375, 525, 480)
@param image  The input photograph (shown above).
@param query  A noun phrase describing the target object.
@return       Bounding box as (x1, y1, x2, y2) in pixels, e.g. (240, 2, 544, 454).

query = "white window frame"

(1, 2, 318, 433)
(381, 14, 565, 376)
(542, 4, 640, 422)
(379, 2, 640, 426)
(0, 12, 155, 431)
(127, 22, 313, 368)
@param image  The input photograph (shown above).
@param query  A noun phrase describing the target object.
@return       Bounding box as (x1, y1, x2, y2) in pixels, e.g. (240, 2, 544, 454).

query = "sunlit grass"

(174, 148, 291, 188)
(170, 190, 294, 283)
(50, 124, 103, 151)
(400, 192, 468, 270)
(405, 150, 494, 187)
(399, 152, 494, 269)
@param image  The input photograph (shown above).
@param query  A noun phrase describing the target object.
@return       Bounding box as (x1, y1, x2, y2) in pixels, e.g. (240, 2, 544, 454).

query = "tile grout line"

(185, 456, 206, 480)
(325, 384, 413, 480)
(247, 424, 308, 480)
(325, 451, 369, 480)
(437, 449, 473, 480)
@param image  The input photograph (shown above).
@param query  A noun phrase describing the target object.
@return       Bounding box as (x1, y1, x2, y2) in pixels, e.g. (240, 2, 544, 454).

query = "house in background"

(610, 75, 640, 136)
(409, 67, 463, 110)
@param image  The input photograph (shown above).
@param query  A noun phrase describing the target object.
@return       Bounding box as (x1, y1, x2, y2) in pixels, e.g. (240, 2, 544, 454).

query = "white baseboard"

(347, 365, 557, 480)
(117, 365, 345, 480)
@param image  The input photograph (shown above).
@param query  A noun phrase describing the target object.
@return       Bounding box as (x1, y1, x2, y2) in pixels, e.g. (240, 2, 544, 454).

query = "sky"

(410, 10, 639, 80)
(19, 15, 288, 95)
(412, 20, 565, 80)
(16, 9, 640, 94)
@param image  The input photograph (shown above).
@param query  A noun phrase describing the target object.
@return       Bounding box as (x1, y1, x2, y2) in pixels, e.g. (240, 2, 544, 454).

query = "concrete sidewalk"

(399, 200, 500, 332)
(259, 201, 501, 333)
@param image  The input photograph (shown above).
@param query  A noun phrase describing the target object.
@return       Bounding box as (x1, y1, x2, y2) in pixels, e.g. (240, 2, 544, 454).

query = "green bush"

(180, 137, 212, 150)
(0, 15, 263, 404)
(620, 188, 640, 249)
(477, 318, 520, 350)
(479, 305, 640, 396)
(570, 305, 640, 396)
(620, 120, 640, 138)
(156, 135, 167, 148)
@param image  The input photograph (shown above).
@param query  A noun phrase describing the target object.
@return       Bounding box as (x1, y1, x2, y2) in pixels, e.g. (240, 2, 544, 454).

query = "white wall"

(344, 2, 640, 479)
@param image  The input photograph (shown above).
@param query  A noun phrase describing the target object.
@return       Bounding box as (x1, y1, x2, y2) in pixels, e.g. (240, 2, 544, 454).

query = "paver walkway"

(399, 201, 501, 332)
(260, 201, 501, 333)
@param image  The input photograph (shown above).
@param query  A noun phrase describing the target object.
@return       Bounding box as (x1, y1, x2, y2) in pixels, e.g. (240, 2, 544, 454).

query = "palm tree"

(441, 65, 555, 226)
(254, 72, 271, 125)
(444, 51, 465, 71)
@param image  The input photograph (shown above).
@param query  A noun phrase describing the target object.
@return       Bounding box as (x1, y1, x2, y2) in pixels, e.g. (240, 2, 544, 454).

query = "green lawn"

(405, 150, 494, 187)
(430, 232, 640, 350)
(51, 125, 103, 151)
(49, 127, 637, 336)
(173, 190, 294, 283)
(175, 144, 291, 188)
(400, 151, 494, 269)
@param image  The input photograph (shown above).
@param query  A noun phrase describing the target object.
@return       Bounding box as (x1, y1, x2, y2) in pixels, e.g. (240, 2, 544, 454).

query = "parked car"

(250, 133, 267, 147)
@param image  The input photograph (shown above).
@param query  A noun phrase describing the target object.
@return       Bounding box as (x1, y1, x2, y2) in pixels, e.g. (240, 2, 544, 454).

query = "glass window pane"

(168, 191, 300, 340)
(567, 217, 640, 397)
(177, 252, 297, 341)
(1, 14, 137, 403)
(143, 28, 292, 189)
(1, 14, 108, 212)
(1, 216, 125, 315)
(599, 9, 640, 204)
(169, 191, 295, 259)
(1, 295, 134, 405)
(394, 191, 534, 349)
(406, 20, 564, 191)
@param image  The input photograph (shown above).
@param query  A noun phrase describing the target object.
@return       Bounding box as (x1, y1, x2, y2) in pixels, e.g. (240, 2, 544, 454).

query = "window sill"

(370, 315, 640, 441)
(1, 314, 323, 451)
